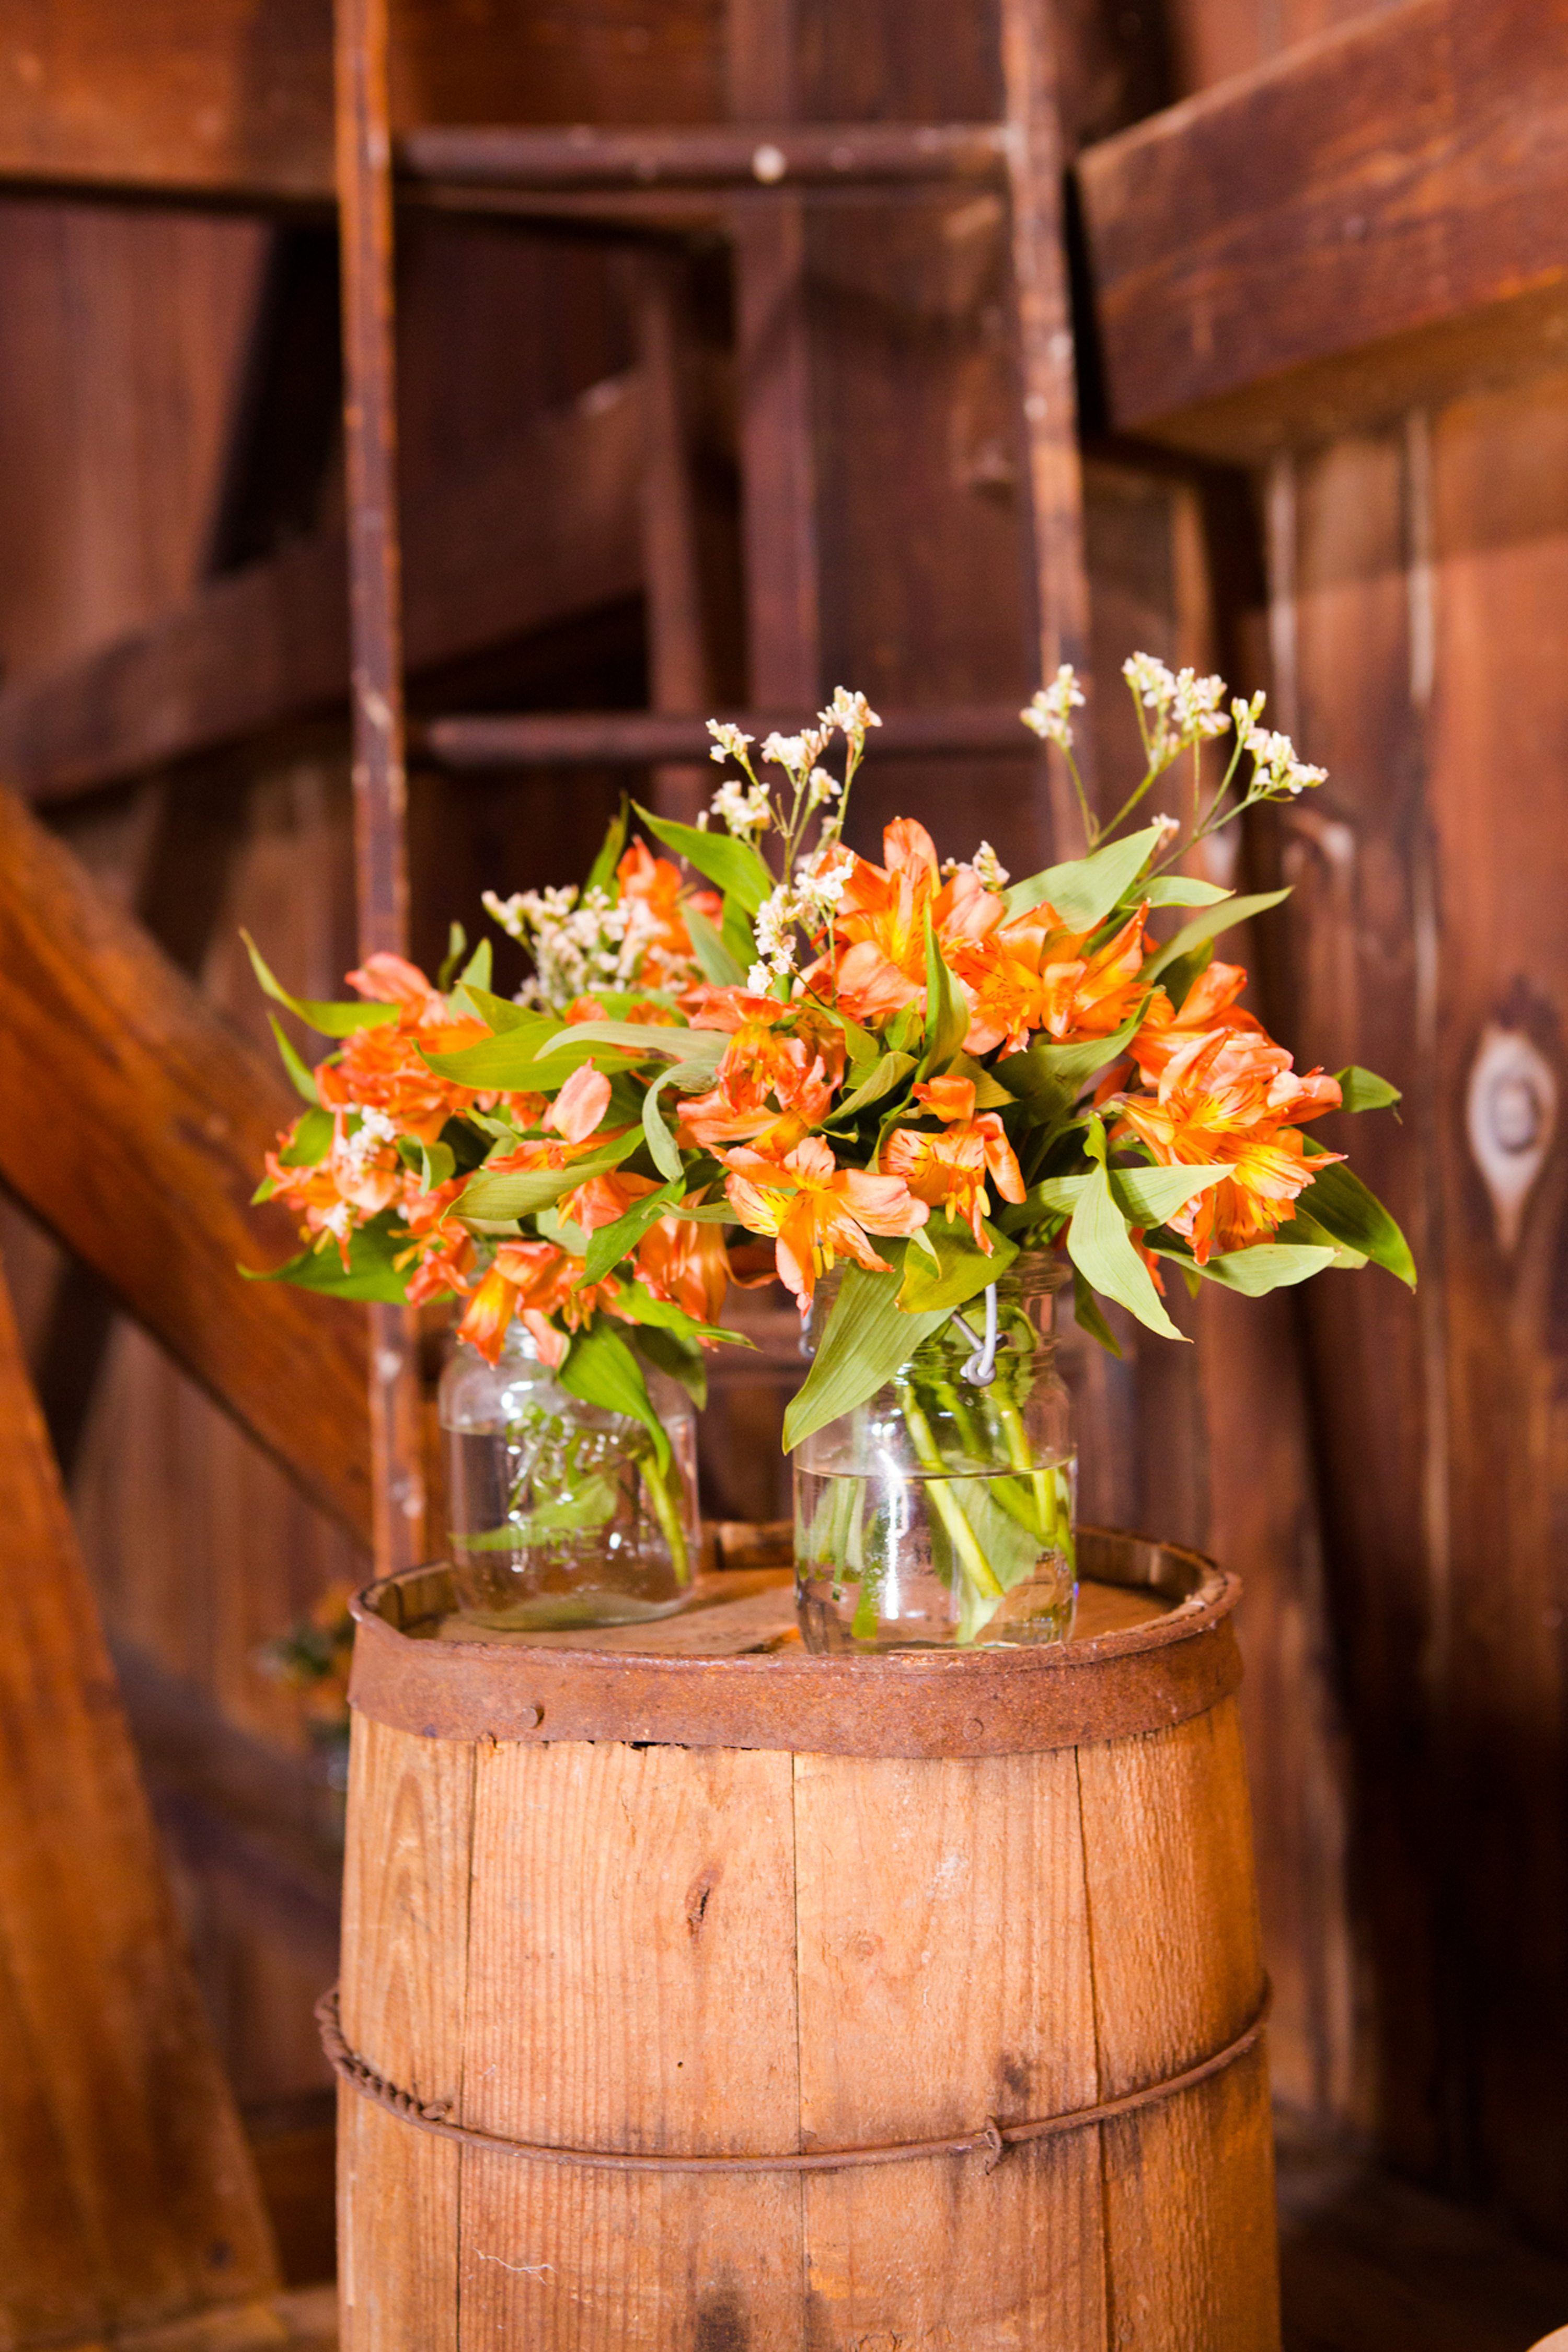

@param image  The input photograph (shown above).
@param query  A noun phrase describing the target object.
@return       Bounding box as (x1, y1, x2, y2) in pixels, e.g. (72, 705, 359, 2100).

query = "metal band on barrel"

(317, 1980, 1272, 2177)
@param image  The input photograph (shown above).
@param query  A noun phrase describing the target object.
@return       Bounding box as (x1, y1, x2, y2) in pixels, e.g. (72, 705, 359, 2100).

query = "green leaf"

(585, 798, 629, 896)
(268, 1014, 321, 1105)
(685, 902, 746, 987)
(997, 1005, 1146, 1121)
(1153, 939, 1215, 1016)
(613, 1280, 748, 1350)
(1004, 823, 1164, 929)
(827, 1051, 917, 1124)
(637, 1047, 727, 1183)
(1334, 1064, 1403, 1113)
(721, 891, 756, 974)
(533, 1020, 721, 1068)
(920, 916, 970, 1070)
(896, 1215, 1018, 1312)
(1072, 1265, 1122, 1357)
(436, 922, 468, 991)
(457, 936, 493, 993)
(782, 1267, 950, 1452)
(1288, 1206, 1367, 1270)
(241, 1215, 410, 1304)
(1298, 1158, 1416, 1286)
(1174, 1242, 1337, 1295)
(579, 1180, 683, 1285)
(449, 983, 536, 1034)
(1112, 1162, 1230, 1226)
(1142, 889, 1291, 982)
(634, 804, 775, 914)
(277, 1106, 333, 1166)
(631, 1324, 708, 1411)
(241, 929, 400, 1036)
(948, 1051, 1015, 1109)
(559, 1321, 671, 1473)
(425, 1020, 647, 1087)
(457, 1133, 638, 1223)
(1066, 1161, 1186, 1341)
(1143, 877, 1235, 907)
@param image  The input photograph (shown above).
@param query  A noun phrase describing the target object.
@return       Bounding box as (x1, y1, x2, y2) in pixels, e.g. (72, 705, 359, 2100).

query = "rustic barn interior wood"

(1, 0, 1566, 2339)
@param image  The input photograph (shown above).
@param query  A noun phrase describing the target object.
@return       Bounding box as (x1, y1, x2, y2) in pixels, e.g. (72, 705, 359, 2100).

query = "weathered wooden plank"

(337, 1715, 473, 2351)
(456, 1738, 803, 2345)
(793, 1748, 1108, 2346)
(1077, 0, 1568, 457)
(0, 374, 644, 805)
(0, 782, 371, 1538)
(0, 0, 725, 209)
(0, 1262, 279, 2341)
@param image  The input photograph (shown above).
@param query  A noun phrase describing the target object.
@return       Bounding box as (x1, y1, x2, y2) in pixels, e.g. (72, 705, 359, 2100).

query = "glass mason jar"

(439, 1327, 700, 1631)
(794, 1254, 1077, 1651)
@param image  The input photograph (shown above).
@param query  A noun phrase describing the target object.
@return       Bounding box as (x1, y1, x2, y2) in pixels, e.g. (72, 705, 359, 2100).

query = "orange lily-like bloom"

(677, 990, 845, 1149)
(314, 954, 497, 1144)
(1113, 1025, 1343, 1263)
(483, 1060, 617, 1179)
(1128, 961, 1267, 1086)
(880, 1076, 1025, 1250)
(264, 1106, 408, 1264)
(636, 1203, 733, 1328)
(400, 1176, 476, 1306)
(456, 1239, 623, 1367)
(806, 820, 1006, 1029)
(948, 901, 1152, 1059)
(720, 1132, 929, 1308)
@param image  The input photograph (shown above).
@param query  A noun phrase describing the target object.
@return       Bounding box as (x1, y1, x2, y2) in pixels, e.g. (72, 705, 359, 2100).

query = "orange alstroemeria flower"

(950, 902, 1151, 1059)
(314, 954, 496, 1145)
(637, 1204, 732, 1329)
(720, 1132, 929, 1308)
(456, 1239, 622, 1367)
(483, 1060, 617, 1179)
(400, 1176, 475, 1306)
(881, 1077, 1025, 1251)
(805, 820, 1005, 1030)
(1113, 1026, 1343, 1264)
(677, 990, 845, 1149)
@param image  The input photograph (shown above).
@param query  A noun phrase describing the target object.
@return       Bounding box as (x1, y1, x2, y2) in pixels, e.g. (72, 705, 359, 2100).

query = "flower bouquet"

(251, 664, 1412, 1645)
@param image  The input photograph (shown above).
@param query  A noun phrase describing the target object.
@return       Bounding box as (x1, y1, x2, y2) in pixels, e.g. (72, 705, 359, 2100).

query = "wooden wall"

(0, 0, 1563, 2277)
(1164, 0, 1568, 2250)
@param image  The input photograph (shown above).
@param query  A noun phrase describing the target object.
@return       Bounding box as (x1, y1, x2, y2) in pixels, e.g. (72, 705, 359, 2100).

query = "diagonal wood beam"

(0, 782, 372, 1540)
(0, 1260, 278, 2338)
(1076, 0, 1568, 459)
(0, 373, 645, 807)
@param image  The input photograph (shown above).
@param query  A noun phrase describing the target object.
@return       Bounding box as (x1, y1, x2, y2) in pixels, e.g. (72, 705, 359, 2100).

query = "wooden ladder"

(330, 0, 1099, 1575)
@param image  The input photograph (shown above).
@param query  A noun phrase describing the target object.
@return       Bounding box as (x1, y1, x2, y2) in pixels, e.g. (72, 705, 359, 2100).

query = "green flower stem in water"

(638, 1441, 692, 1587)
(894, 1377, 1004, 1602)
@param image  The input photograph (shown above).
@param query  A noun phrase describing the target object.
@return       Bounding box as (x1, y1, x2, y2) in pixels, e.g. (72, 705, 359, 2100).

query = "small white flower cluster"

(1229, 691, 1324, 795)
(1021, 664, 1085, 752)
(482, 883, 687, 1009)
(705, 774, 773, 839)
(822, 686, 880, 753)
(746, 848, 852, 992)
(339, 1104, 398, 1173)
(1123, 653, 1230, 760)
(972, 840, 1010, 892)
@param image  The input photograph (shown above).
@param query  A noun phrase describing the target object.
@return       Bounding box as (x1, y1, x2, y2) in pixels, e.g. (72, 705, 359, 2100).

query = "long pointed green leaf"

(633, 804, 775, 913)
(896, 1216, 1018, 1312)
(920, 916, 970, 1070)
(584, 798, 629, 895)
(1299, 1157, 1416, 1286)
(1334, 1064, 1403, 1113)
(1004, 823, 1163, 928)
(685, 903, 746, 986)
(782, 1267, 949, 1452)
(1143, 876, 1234, 907)
(559, 1321, 671, 1473)
(268, 1014, 321, 1104)
(458, 1134, 638, 1222)
(1161, 1241, 1337, 1295)
(240, 1215, 410, 1303)
(1112, 1162, 1230, 1226)
(1142, 889, 1291, 982)
(1066, 1161, 1186, 1341)
(242, 929, 400, 1036)
(578, 1180, 684, 1285)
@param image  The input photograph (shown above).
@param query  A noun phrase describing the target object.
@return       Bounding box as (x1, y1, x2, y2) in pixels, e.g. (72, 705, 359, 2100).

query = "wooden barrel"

(332, 1528, 1279, 2351)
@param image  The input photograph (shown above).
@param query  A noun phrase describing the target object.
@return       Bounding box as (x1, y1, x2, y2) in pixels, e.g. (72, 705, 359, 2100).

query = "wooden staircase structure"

(3, 0, 1568, 2337)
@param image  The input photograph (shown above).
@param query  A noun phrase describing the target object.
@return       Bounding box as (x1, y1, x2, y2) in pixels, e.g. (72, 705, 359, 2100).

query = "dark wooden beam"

(421, 706, 1042, 767)
(0, 782, 372, 1541)
(399, 121, 1007, 193)
(0, 375, 644, 805)
(0, 1261, 279, 2338)
(1077, 0, 1568, 459)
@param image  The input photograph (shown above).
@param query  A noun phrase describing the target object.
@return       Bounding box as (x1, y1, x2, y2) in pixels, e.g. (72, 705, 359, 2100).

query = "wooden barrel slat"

(336, 1530, 1281, 2350)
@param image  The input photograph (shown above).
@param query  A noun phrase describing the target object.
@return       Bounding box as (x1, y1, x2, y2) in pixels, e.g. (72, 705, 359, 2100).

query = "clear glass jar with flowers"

(249, 664, 1413, 1648)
